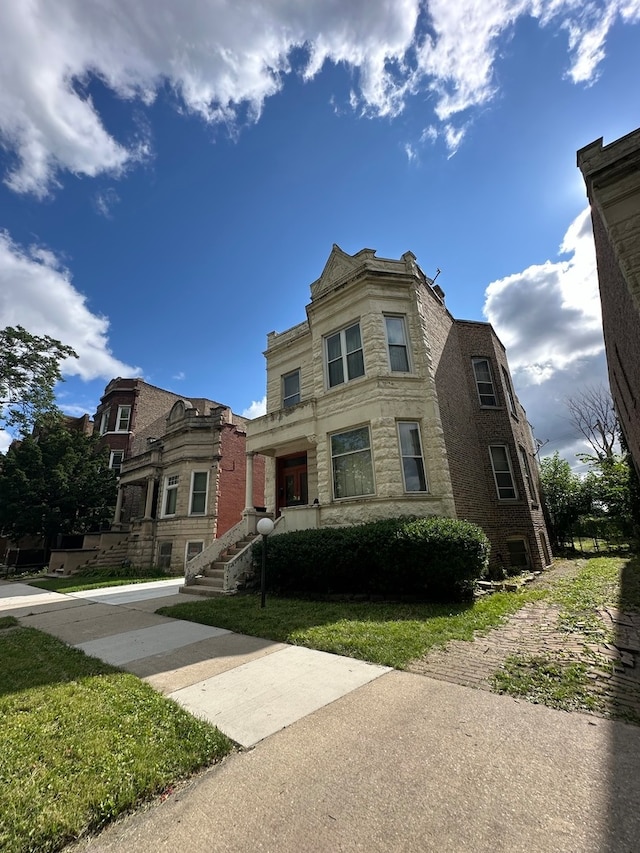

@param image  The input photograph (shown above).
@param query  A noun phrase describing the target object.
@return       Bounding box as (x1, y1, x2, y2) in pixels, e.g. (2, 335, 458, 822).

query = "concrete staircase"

(93, 538, 130, 569)
(182, 534, 257, 597)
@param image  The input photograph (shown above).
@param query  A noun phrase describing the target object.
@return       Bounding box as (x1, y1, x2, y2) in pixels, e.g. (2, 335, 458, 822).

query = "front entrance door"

(276, 453, 308, 516)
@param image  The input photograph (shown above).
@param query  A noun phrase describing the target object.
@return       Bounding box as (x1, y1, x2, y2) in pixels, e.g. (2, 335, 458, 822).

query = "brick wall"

(422, 294, 551, 572)
(217, 425, 266, 535)
(591, 207, 640, 474)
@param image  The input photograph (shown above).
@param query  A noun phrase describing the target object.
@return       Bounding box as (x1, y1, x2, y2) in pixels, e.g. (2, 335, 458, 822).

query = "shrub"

(253, 516, 489, 602)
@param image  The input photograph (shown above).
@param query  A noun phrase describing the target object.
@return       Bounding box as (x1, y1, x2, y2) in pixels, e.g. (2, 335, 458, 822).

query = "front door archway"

(276, 453, 308, 516)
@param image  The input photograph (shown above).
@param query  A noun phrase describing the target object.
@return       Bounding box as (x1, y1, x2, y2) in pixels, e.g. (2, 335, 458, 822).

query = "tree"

(566, 384, 618, 462)
(0, 325, 77, 436)
(0, 415, 117, 551)
(539, 452, 587, 552)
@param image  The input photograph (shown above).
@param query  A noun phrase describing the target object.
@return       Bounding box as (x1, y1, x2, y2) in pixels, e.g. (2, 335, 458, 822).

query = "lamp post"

(256, 517, 274, 608)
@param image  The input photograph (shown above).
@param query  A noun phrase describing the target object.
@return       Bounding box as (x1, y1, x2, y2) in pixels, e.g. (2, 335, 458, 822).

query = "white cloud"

(483, 207, 609, 461)
(93, 188, 121, 219)
(173, 371, 186, 381)
(404, 143, 418, 163)
(0, 430, 12, 454)
(242, 396, 267, 419)
(0, 231, 141, 381)
(0, 0, 636, 195)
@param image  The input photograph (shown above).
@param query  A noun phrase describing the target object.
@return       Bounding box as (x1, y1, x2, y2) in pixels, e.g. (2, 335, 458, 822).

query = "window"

(109, 450, 124, 476)
(185, 541, 204, 563)
(325, 323, 364, 388)
(158, 542, 172, 569)
(190, 472, 208, 515)
(489, 445, 518, 500)
(501, 366, 517, 416)
(506, 539, 529, 569)
(398, 422, 428, 492)
(116, 405, 131, 432)
(99, 409, 109, 435)
(283, 370, 301, 408)
(164, 475, 179, 515)
(472, 358, 497, 407)
(385, 316, 410, 372)
(518, 445, 536, 500)
(331, 426, 374, 499)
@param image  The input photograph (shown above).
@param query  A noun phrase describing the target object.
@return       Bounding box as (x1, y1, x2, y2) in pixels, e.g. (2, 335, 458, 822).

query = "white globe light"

(257, 517, 275, 536)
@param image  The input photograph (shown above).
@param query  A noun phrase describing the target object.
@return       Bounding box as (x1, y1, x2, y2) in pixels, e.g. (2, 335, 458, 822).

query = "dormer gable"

(310, 245, 377, 301)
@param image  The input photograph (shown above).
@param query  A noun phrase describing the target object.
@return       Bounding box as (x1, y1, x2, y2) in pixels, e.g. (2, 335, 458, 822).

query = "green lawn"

(28, 574, 172, 594)
(0, 619, 233, 853)
(158, 587, 547, 669)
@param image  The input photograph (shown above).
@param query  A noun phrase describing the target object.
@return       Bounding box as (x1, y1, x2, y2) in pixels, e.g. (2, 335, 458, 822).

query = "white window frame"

(189, 471, 209, 515)
(501, 366, 517, 417)
(282, 369, 301, 408)
(472, 358, 498, 407)
(397, 421, 428, 492)
(489, 445, 518, 500)
(99, 409, 110, 435)
(330, 425, 375, 499)
(116, 405, 132, 432)
(163, 474, 179, 516)
(109, 450, 124, 475)
(384, 315, 411, 373)
(325, 322, 365, 388)
(185, 540, 204, 565)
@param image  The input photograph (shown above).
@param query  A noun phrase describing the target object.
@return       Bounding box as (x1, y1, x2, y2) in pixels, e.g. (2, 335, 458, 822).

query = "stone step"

(192, 576, 224, 589)
(179, 584, 227, 598)
(203, 567, 224, 580)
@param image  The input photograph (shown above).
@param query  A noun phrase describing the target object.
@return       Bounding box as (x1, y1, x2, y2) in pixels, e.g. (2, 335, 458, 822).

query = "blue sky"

(1, 1, 639, 468)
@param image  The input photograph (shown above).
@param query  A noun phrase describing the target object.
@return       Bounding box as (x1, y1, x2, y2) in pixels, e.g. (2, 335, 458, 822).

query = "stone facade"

(246, 245, 552, 574)
(578, 129, 640, 476)
(115, 401, 264, 574)
(92, 380, 264, 574)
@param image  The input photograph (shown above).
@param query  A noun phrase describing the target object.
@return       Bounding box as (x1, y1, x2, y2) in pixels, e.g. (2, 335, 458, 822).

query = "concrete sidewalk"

(4, 579, 640, 851)
(0, 579, 389, 747)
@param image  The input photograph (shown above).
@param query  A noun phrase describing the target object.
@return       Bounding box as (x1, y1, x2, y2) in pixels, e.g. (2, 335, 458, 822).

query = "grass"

(491, 555, 640, 722)
(490, 654, 604, 714)
(158, 587, 547, 670)
(27, 565, 173, 594)
(550, 555, 640, 640)
(0, 623, 233, 853)
(28, 574, 173, 594)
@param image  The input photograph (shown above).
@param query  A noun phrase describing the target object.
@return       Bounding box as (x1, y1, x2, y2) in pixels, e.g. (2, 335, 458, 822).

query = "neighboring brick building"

(577, 128, 640, 476)
(94, 378, 198, 517)
(89, 379, 264, 574)
(245, 245, 551, 575)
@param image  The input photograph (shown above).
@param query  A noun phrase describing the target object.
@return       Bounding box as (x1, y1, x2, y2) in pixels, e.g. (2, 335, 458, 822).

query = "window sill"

(331, 493, 376, 502)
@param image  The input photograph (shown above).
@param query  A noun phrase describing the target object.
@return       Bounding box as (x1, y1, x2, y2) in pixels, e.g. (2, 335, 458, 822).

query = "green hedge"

(252, 516, 490, 601)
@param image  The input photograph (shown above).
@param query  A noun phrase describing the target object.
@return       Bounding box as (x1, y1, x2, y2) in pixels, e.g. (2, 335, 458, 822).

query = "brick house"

(94, 378, 201, 520)
(49, 379, 264, 576)
(114, 398, 264, 573)
(577, 128, 640, 476)
(244, 245, 552, 576)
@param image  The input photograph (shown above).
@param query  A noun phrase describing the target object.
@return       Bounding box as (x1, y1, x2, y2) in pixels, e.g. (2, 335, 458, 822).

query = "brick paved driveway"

(407, 559, 640, 723)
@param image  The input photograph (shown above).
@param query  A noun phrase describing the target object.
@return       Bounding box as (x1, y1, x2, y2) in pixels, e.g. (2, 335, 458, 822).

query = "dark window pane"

(402, 457, 427, 492)
(389, 345, 409, 372)
(326, 333, 342, 361)
(328, 359, 344, 387)
(344, 324, 362, 353)
(347, 349, 364, 379)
